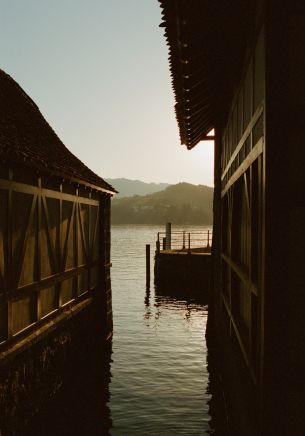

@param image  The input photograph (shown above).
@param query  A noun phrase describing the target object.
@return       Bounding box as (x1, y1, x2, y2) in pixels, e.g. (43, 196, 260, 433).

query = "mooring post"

(162, 237, 166, 250)
(166, 222, 171, 250)
(146, 244, 150, 287)
(183, 230, 186, 249)
(156, 233, 160, 254)
(188, 232, 191, 254)
(207, 230, 210, 247)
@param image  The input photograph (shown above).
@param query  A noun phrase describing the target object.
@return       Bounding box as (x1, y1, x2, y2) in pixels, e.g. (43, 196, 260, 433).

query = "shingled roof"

(159, 0, 255, 149)
(0, 69, 116, 194)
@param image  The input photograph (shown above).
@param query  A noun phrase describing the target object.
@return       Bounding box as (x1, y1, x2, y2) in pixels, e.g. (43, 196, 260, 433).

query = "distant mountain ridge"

(111, 182, 213, 225)
(105, 178, 171, 198)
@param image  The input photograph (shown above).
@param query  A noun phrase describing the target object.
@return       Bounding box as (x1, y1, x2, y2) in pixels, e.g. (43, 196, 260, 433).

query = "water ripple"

(109, 225, 214, 435)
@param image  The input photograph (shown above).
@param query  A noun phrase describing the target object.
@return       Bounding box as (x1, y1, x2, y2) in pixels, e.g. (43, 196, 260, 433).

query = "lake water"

(25, 224, 224, 436)
(110, 225, 213, 435)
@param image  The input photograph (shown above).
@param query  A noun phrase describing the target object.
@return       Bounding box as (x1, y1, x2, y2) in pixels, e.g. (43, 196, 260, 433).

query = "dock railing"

(156, 230, 212, 253)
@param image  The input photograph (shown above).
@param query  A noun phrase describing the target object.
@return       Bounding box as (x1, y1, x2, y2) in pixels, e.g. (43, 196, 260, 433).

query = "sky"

(0, 0, 214, 186)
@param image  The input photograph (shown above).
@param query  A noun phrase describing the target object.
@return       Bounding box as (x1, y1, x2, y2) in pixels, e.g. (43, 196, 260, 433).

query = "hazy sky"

(1, 0, 214, 186)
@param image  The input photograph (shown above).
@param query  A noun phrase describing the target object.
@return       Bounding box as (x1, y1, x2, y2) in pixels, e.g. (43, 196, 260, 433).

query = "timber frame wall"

(220, 27, 265, 385)
(0, 162, 112, 350)
(217, 8, 305, 433)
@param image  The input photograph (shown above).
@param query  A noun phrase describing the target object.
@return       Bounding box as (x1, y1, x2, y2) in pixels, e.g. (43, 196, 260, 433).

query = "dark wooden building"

(159, 1, 305, 435)
(0, 69, 116, 432)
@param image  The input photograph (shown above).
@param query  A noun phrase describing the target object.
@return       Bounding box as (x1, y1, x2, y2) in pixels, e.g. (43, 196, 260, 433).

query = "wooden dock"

(154, 229, 212, 299)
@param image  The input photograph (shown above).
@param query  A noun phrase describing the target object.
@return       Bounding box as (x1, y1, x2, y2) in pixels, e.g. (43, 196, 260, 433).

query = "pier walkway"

(154, 229, 212, 298)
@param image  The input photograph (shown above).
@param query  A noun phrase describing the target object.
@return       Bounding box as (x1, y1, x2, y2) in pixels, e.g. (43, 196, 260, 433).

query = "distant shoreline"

(111, 181, 213, 227)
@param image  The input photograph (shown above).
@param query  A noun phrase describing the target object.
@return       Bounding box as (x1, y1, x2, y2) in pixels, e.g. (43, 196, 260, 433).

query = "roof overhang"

(159, 0, 255, 149)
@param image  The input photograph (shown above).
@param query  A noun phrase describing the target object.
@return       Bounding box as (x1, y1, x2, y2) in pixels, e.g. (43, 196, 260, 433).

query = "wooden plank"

(73, 189, 78, 299)
(0, 261, 100, 303)
(222, 138, 263, 197)
(37, 178, 42, 321)
(58, 184, 63, 306)
(7, 170, 13, 337)
(91, 205, 100, 261)
(244, 172, 251, 213)
(78, 203, 89, 264)
(221, 292, 257, 384)
(221, 104, 264, 180)
(61, 202, 76, 272)
(0, 269, 5, 293)
(0, 179, 99, 206)
(42, 196, 58, 273)
(222, 252, 258, 296)
(201, 135, 215, 141)
(0, 292, 94, 354)
(15, 195, 37, 290)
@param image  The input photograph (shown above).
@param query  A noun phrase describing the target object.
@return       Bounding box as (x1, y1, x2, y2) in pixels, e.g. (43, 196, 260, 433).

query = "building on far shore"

(159, 1, 305, 435)
(0, 69, 116, 433)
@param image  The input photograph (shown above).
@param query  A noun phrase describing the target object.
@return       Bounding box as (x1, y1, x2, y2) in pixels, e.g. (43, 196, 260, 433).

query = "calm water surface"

(109, 225, 213, 435)
(25, 225, 218, 436)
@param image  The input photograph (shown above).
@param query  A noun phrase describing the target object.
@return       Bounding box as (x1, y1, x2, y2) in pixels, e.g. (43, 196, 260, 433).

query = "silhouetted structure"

(159, 1, 305, 435)
(0, 69, 116, 433)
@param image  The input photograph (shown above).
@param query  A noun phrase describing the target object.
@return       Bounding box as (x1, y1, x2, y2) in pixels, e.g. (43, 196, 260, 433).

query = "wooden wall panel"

(90, 205, 99, 262)
(0, 171, 107, 344)
(77, 204, 89, 267)
(40, 285, 57, 318)
(243, 61, 253, 131)
(78, 271, 88, 296)
(12, 192, 34, 287)
(41, 197, 59, 278)
(60, 277, 74, 305)
(62, 200, 75, 271)
(11, 296, 36, 335)
(19, 198, 38, 287)
(0, 189, 7, 293)
(0, 302, 8, 342)
(254, 30, 265, 111)
(90, 265, 99, 290)
(219, 27, 266, 381)
(40, 216, 53, 279)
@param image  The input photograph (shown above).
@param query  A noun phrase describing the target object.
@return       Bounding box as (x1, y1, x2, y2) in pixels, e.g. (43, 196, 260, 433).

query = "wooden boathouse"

(159, 1, 305, 435)
(0, 69, 116, 433)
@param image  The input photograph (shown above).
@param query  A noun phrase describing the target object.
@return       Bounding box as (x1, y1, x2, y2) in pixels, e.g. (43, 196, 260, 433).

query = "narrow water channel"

(110, 225, 213, 435)
(25, 225, 224, 435)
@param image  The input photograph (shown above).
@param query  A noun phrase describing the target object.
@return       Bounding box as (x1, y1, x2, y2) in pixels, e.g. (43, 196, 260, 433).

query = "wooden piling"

(166, 222, 171, 249)
(146, 244, 150, 287)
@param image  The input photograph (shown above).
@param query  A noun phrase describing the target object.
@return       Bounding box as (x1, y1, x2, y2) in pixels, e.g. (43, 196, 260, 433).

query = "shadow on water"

(154, 282, 231, 436)
(153, 279, 210, 307)
(24, 285, 229, 436)
(22, 341, 113, 436)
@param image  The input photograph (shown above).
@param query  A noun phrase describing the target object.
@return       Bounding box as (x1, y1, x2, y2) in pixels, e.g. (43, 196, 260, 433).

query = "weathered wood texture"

(219, 27, 265, 388)
(0, 165, 112, 347)
(154, 251, 211, 300)
(0, 296, 107, 434)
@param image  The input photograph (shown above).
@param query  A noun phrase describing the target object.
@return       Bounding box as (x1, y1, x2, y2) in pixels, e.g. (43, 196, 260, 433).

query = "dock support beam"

(166, 222, 171, 250)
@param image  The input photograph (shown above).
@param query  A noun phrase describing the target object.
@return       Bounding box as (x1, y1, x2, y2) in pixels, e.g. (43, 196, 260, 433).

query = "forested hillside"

(111, 182, 213, 224)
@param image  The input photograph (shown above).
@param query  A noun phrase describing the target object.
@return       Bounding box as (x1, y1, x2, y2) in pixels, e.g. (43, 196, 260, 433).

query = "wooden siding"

(220, 27, 265, 383)
(0, 166, 109, 346)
